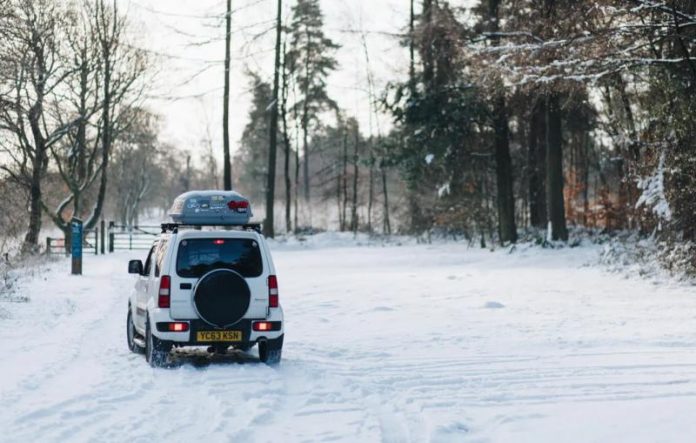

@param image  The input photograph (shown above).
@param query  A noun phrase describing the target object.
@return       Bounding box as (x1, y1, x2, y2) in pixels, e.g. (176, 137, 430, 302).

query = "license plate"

(196, 330, 242, 342)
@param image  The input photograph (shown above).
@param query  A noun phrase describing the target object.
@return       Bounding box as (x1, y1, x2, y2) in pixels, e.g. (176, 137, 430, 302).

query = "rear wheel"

(126, 308, 144, 354)
(258, 335, 283, 365)
(145, 318, 171, 368)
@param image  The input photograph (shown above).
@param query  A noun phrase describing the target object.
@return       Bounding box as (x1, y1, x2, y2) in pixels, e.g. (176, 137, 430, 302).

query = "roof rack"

(161, 223, 262, 234)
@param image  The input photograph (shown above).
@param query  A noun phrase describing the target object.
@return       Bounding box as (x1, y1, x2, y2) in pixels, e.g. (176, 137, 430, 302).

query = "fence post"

(129, 228, 133, 250)
(108, 221, 115, 253)
(100, 220, 105, 255)
(46, 237, 51, 255)
(94, 229, 98, 255)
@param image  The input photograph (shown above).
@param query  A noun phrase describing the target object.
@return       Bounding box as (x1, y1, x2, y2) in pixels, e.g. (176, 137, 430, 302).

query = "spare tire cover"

(193, 269, 250, 328)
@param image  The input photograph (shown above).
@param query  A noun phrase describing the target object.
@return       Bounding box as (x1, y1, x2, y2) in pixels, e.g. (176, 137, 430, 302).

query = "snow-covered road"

(2, 238, 696, 442)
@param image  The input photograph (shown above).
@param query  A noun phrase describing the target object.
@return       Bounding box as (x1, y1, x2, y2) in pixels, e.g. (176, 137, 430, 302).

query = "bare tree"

(110, 108, 161, 227)
(280, 42, 293, 233)
(40, 1, 102, 243)
(264, 0, 283, 238)
(0, 0, 73, 254)
(350, 120, 360, 233)
(222, 0, 232, 191)
(39, 0, 148, 245)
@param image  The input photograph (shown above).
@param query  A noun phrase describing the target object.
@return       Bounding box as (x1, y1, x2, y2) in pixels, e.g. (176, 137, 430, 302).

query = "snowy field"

(2, 236, 696, 442)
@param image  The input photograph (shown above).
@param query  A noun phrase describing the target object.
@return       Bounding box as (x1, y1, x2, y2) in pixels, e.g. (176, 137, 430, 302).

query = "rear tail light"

(254, 321, 272, 331)
(227, 200, 249, 212)
(158, 275, 171, 308)
(253, 321, 281, 332)
(168, 322, 189, 332)
(268, 275, 279, 308)
(156, 322, 189, 332)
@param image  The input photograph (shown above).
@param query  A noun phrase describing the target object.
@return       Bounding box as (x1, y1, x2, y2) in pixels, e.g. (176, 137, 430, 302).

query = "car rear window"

(176, 238, 263, 278)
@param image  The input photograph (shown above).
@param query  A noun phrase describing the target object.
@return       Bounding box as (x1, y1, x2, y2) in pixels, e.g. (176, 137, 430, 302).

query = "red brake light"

(168, 322, 189, 332)
(213, 239, 225, 245)
(252, 321, 281, 332)
(227, 200, 249, 211)
(158, 275, 171, 308)
(268, 275, 279, 308)
(253, 321, 272, 331)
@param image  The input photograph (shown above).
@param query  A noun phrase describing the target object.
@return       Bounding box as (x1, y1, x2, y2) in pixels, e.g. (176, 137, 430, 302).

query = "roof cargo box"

(168, 190, 253, 225)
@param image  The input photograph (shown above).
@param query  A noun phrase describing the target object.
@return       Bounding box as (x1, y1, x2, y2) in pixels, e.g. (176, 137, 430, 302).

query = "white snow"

(437, 183, 450, 198)
(636, 151, 672, 221)
(2, 237, 696, 442)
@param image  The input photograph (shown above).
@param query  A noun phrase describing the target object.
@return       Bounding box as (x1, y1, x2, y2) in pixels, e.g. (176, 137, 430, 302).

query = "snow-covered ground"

(2, 237, 696, 442)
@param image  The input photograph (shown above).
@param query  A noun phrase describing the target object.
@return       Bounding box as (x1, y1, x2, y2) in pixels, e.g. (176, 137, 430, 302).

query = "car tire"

(127, 308, 144, 354)
(258, 334, 283, 365)
(145, 318, 171, 368)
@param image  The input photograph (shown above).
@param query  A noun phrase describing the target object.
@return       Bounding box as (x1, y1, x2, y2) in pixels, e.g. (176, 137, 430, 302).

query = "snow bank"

(266, 231, 416, 251)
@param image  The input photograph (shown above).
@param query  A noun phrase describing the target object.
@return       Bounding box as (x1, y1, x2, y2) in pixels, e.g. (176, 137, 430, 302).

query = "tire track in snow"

(2, 258, 156, 442)
(3, 244, 696, 442)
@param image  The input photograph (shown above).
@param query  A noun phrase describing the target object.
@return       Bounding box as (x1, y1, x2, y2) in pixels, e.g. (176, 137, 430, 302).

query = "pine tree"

(386, 1, 487, 236)
(484, 0, 517, 244)
(286, 0, 339, 216)
(237, 74, 274, 202)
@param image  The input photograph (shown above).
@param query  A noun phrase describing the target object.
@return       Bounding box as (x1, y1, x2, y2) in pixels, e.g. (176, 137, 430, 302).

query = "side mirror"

(128, 260, 144, 275)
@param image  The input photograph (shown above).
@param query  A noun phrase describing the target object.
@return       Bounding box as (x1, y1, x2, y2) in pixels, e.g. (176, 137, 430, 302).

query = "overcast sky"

(124, 0, 411, 164)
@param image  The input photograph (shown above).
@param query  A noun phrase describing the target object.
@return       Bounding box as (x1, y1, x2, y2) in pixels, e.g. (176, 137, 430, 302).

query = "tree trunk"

(22, 37, 49, 254)
(294, 132, 300, 232)
(264, 0, 282, 238)
(582, 133, 590, 227)
(351, 128, 359, 233)
(545, 94, 568, 241)
(280, 43, 292, 234)
(85, 1, 113, 232)
(493, 93, 517, 244)
(409, 0, 416, 91)
(367, 141, 374, 234)
(302, 30, 311, 206)
(223, 0, 233, 191)
(76, 59, 88, 184)
(381, 164, 391, 234)
(23, 154, 45, 254)
(336, 163, 342, 230)
(528, 99, 547, 228)
(486, 0, 517, 244)
(341, 129, 349, 231)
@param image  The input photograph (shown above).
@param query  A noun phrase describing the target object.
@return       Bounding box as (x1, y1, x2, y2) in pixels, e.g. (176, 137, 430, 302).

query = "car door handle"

(180, 283, 192, 290)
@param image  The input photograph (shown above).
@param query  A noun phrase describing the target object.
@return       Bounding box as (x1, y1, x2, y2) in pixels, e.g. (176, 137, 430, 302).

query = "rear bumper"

(150, 306, 284, 344)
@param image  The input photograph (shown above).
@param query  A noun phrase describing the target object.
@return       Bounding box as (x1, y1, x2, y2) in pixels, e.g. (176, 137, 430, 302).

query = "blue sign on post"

(71, 218, 83, 275)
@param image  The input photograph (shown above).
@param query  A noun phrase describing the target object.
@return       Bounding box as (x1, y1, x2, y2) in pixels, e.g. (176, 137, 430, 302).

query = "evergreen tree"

(237, 74, 274, 202)
(480, 0, 517, 244)
(286, 0, 339, 212)
(386, 1, 488, 236)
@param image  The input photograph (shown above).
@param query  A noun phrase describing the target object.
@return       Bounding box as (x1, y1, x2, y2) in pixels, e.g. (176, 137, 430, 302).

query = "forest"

(1, 0, 695, 272)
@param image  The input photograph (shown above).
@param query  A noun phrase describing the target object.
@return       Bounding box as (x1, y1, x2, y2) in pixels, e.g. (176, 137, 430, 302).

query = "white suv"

(126, 222, 284, 367)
